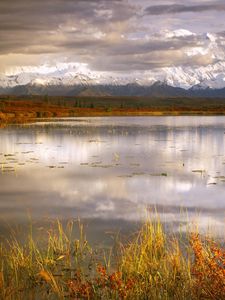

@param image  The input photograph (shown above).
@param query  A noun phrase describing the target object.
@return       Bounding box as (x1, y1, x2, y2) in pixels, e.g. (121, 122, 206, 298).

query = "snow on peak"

(186, 47, 209, 57)
(5, 63, 89, 76)
(31, 78, 49, 86)
(0, 31, 225, 91)
(1, 61, 225, 90)
(206, 33, 217, 43)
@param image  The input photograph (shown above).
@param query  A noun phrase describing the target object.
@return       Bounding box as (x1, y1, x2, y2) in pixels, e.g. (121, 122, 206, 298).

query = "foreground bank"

(0, 219, 224, 300)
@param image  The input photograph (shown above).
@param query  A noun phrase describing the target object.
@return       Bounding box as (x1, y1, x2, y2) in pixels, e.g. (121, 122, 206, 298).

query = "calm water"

(0, 116, 224, 239)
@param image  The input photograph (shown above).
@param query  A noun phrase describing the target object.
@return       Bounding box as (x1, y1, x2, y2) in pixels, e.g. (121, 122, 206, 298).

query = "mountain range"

(0, 32, 225, 97)
(0, 73, 225, 98)
(1, 81, 225, 98)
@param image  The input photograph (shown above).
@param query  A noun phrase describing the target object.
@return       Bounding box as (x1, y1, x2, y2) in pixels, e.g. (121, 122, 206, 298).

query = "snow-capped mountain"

(0, 62, 158, 89)
(0, 31, 225, 95)
(1, 60, 225, 91)
(156, 61, 225, 90)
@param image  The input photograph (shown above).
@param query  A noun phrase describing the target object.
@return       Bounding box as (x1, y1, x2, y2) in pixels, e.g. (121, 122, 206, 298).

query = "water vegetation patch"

(150, 172, 168, 177)
(192, 170, 205, 174)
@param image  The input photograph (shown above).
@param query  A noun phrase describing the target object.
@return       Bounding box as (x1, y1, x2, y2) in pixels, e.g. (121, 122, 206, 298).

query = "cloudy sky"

(0, 0, 225, 75)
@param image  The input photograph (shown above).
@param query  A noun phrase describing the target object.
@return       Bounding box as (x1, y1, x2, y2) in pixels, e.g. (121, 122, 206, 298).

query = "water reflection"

(0, 117, 224, 237)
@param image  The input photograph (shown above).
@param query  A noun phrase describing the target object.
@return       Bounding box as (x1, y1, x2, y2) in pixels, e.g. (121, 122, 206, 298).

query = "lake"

(0, 116, 224, 242)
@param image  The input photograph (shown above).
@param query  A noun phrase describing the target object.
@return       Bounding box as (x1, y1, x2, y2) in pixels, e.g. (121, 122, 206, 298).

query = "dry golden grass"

(0, 219, 224, 299)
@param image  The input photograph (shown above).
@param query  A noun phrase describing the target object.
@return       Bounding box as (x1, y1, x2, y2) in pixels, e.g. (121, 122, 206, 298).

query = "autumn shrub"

(0, 219, 224, 300)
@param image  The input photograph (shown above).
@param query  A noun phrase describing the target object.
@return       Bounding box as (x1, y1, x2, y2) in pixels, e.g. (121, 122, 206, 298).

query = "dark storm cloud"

(0, 0, 134, 31)
(60, 33, 198, 55)
(0, 0, 224, 73)
(0, 0, 136, 54)
(144, 3, 225, 15)
(56, 31, 210, 71)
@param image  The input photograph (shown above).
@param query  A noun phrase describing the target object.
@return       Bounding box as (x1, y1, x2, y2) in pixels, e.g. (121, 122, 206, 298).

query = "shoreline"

(1, 110, 225, 127)
(1, 96, 225, 125)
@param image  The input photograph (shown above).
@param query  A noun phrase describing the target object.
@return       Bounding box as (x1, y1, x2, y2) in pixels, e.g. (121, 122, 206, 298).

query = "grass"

(0, 219, 224, 299)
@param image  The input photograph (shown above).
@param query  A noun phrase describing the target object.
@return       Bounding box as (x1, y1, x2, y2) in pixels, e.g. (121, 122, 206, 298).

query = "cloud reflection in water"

(0, 117, 224, 237)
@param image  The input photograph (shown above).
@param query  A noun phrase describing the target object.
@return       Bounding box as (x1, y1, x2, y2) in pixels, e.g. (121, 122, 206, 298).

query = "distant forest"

(1, 95, 225, 124)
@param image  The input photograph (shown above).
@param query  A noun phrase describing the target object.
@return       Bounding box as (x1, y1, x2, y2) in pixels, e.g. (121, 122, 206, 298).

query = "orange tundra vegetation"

(1, 95, 225, 125)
